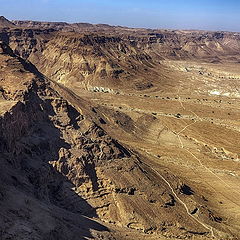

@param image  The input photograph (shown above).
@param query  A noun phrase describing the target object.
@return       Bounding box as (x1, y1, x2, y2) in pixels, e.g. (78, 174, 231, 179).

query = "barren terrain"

(0, 16, 240, 240)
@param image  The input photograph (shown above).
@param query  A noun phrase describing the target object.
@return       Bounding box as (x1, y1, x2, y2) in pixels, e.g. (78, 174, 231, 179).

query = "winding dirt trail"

(176, 87, 240, 196)
(140, 158, 215, 238)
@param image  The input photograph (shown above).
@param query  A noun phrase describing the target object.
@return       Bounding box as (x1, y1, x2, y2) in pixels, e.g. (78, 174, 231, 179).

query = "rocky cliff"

(1, 22, 240, 93)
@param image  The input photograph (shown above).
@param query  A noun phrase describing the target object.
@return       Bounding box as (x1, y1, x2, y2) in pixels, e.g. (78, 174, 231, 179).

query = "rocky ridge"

(1, 19, 240, 93)
(0, 16, 16, 28)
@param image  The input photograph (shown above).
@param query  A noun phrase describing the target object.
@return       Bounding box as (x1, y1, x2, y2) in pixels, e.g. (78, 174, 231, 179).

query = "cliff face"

(30, 33, 156, 90)
(0, 28, 55, 60)
(3, 20, 240, 62)
(0, 28, 158, 90)
(143, 31, 240, 60)
(1, 23, 240, 92)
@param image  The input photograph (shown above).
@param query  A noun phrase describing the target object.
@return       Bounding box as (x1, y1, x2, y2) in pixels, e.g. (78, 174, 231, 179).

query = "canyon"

(0, 16, 240, 240)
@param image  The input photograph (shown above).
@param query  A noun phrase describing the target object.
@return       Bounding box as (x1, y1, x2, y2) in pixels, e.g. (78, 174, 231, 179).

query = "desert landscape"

(0, 15, 240, 239)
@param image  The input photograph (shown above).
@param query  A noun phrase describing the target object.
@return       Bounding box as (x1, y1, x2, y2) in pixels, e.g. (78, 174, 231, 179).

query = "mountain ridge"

(0, 16, 16, 28)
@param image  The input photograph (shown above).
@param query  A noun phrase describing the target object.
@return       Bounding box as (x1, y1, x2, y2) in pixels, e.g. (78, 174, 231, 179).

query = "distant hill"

(12, 19, 117, 32)
(0, 16, 15, 28)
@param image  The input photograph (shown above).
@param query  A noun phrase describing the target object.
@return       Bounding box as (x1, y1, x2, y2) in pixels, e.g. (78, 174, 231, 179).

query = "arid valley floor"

(0, 16, 240, 240)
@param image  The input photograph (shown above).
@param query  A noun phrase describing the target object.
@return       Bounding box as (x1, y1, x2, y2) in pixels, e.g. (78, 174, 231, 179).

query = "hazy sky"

(1, 0, 240, 32)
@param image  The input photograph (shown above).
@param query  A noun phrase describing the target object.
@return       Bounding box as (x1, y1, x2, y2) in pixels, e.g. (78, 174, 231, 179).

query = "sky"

(1, 0, 240, 32)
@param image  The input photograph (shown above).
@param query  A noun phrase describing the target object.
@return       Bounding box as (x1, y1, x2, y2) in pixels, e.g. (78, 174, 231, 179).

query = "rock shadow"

(0, 87, 109, 239)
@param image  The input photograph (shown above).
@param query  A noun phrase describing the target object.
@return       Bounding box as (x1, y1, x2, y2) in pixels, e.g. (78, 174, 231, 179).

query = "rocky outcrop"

(0, 28, 55, 60)
(0, 16, 15, 28)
